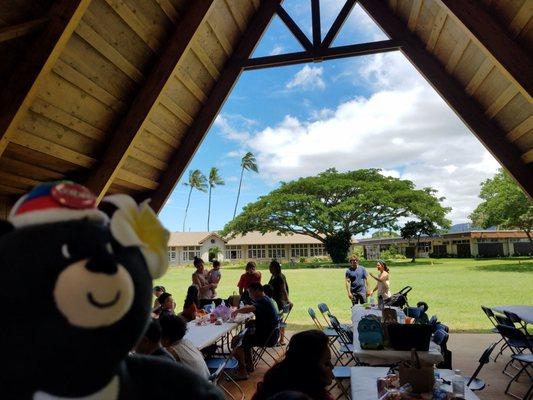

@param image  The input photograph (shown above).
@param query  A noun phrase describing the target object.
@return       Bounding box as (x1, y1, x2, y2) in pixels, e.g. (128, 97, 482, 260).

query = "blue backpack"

(358, 315, 384, 350)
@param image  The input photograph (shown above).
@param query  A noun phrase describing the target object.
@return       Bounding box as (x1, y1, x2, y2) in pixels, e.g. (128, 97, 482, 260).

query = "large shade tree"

(233, 152, 258, 219)
(207, 167, 224, 231)
(223, 169, 450, 263)
(470, 169, 533, 244)
(183, 169, 207, 232)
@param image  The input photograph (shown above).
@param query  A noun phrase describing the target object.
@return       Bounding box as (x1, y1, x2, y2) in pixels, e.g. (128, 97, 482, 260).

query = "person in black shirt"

(134, 319, 176, 364)
(231, 282, 280, 379)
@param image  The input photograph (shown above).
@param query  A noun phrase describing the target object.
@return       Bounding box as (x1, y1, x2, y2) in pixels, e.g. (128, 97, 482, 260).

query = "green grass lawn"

(155, 258, 533, 332)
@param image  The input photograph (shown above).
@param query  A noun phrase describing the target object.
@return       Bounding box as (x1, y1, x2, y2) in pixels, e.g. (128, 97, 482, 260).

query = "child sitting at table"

(160, 314, 210, 380)
(207, 260, 222, 299)
(181, 285, 208, 322)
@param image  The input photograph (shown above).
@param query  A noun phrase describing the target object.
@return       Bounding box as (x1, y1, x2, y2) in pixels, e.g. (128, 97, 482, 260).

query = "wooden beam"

(437, 0, 533, 101)
(358, 0, 533, 198)
(0, 0, 92, 160)
(149, 0, 281, 212)
(276, 4, 313, 51)
(243, 40, 401, 71)
(0, 18, 49, 43)
(84, 1, 215, 201)
(322, 0, 357, 48)
(311, 0, 321, 47)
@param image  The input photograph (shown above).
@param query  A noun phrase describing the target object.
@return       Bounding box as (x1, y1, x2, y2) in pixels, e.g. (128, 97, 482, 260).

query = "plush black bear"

(0, 182, 223, 399)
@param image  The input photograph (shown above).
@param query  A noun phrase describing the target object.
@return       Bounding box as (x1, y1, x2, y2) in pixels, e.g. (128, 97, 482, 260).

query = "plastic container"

(451, 369, 465, 398)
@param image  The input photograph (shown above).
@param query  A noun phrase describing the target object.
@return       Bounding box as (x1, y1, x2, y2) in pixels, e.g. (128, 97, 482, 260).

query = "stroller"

(383, 286, 412, 308)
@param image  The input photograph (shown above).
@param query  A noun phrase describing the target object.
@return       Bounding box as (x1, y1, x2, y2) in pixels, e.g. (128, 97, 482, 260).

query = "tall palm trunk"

(233, 166, 245, 219)
(183, 186, 193, 232)
(207, 185, 212, 231)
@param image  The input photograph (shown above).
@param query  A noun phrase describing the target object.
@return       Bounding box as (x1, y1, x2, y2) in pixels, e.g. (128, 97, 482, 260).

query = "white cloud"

(286, 65, 326, 90)
(214, 114, 256, 142)
(269, 45, 284, 55)
(222, 53, 500, 223)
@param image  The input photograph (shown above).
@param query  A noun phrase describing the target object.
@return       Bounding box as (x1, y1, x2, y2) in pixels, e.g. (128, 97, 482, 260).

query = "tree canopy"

(400, 220, 439, 262)
(223, 169, 450, 262)
(470, 169, 532, 243)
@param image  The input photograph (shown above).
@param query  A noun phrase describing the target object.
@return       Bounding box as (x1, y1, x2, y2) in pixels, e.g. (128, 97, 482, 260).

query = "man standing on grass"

(345, 257, 370, 305)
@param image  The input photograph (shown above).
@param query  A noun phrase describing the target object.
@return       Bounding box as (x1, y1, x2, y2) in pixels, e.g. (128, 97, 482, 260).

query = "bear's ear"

(0, 220, 14, 237)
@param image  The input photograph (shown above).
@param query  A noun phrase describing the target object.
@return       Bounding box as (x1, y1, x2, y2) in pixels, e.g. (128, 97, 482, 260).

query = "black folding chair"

(496, 325, 533, 400)
(481, 306, 507, 361)
(496, 324, 533, 378)
(331, 365, 351, 400)
(252, 322, 282, 369)
(464, 341, 498, 391)
(505, 311, 531, 337)
(207, 328, 247, 400)
(329, 314, 358, 366)
(318, 303, 353, 331)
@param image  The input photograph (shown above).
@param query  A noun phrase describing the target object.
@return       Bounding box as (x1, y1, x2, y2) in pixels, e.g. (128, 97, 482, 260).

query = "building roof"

(0, 0, 531, 218)
(168, 231, 323, 247)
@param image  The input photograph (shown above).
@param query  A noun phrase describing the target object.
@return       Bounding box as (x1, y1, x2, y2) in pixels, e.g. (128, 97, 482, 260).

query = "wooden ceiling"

(0, 0, 531, 217)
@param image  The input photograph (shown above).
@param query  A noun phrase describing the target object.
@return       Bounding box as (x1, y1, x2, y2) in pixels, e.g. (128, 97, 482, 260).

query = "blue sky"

(158, 1, 499, 233)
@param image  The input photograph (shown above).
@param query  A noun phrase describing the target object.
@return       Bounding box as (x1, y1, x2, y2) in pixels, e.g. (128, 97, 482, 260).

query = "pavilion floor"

(218, 333, 531, 400)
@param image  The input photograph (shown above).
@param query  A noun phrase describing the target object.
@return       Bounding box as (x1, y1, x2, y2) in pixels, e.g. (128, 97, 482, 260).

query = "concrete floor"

(218, 333, 531, 399)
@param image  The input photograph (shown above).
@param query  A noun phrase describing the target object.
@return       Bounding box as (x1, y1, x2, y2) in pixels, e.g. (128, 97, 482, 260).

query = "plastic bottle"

(211, 301, 215, 310)
(451, 369, 465, 398)
(239, 301, 244, 309)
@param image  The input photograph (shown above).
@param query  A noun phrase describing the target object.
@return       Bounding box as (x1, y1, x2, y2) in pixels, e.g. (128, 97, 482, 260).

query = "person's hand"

(367, 291, 372, 297)
(348, 293, 353, 300)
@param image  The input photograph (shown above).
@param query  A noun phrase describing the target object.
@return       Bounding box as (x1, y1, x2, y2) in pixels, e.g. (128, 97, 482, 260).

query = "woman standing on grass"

(369, 260, 391, 306)
(192, 257, 216, 307)
(268, 260, 292, 345)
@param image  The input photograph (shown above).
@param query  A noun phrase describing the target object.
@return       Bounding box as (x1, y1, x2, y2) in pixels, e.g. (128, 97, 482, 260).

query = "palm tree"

(183, 169, 207, 232)
(233, 152, 258, 219)
(207, 167, 225, 231)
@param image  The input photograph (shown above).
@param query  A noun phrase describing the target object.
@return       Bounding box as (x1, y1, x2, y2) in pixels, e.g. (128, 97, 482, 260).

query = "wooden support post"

(358, 0, 533, 198)
(84, 1, 215, 200)
(0, 0, 92, 159)
(322, 0, 357, 48)
(149, 0, 281, 212)
(276, 4, 313, 51)
(0, 18, 49, 43)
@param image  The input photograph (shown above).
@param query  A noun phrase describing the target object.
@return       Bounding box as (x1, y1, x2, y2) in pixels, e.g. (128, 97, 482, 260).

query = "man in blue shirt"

(345, 257, 370, 305)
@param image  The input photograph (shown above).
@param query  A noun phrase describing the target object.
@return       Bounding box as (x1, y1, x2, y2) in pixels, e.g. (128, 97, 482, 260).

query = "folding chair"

(504, 311, 531, 337)
(496, 324, 533, 378)
(496, 325, 533, 400)
(464, 341, 498, 391)
(252, 323, 282, 369)
(277, 303, 292, 346)
(207, 328, 247, 400)
(308, 307, 341, 359)
(329, 314, 358, 366)
(330, 366, 351, 400)
(318, 303, 353, 331)
(481, 306, 506, 361)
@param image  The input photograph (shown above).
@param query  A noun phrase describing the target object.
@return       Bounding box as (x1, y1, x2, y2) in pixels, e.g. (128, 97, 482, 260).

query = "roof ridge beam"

(149, 0, 282, 212)
(84, 1, 215, 201)
(0, 0, 92, 160)
(358, 0, 533, 198)
(436, 0, 533, 101)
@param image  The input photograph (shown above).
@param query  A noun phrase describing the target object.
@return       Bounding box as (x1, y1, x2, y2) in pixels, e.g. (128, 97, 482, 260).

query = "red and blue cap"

(9, 181, 108, 228)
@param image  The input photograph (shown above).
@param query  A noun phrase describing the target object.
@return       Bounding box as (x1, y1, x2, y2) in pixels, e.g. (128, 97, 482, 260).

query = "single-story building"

(167, 231, 336, 266)
(359, 230, 533, 259)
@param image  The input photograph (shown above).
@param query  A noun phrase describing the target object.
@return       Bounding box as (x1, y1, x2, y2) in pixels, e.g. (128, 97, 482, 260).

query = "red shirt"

(237, 271, 261, 290)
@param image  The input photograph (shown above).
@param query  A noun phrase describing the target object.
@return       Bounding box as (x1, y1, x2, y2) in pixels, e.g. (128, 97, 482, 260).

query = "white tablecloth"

(350, 366, 479, 399)
(351, 306, 444, 365)
(184, 313, 253, 350)
(492, 305, 533, 324)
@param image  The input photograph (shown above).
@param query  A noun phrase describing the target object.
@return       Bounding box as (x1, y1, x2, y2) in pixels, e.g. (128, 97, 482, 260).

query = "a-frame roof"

(0, 0, 531, 217)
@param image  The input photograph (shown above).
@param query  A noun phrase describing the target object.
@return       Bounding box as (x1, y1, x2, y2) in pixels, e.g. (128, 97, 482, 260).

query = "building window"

(225, 245, 242, 260)
(309, 243, 325, 256)
(168, 246, 176, 262)
(417, 241, 431, 253)
(268, 244, 286, 259)
(248, 245, 266, 259)
(291, 244, 309, 258)
(452, 240, 470, 244)
(182, 246, 200, 261)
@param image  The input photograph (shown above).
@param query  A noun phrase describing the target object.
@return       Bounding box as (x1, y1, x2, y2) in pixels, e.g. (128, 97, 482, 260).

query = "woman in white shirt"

(159, 314, 210, 380)
(369, 260, 391, 307)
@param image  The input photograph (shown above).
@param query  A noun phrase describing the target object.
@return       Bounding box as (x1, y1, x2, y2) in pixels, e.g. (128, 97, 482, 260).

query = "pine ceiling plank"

(509, 1, 532, 38)
(129, 146, 168, 170)
(445, 34, 470, 73)
(0, 0, 92, 159)
(506, 115, 533, 142)
(408, 0, 424, 31)
(75, 20, 144, 83)
(358, 0, 533, 198)
(465, 59, 493, 95)
(485, 85, 519, 119)
(426, 7, 448, 52)
(84, 1, 215, 201)
(437, 0, 533, 101)
(522, 148, 533, 163)
(117, 169, 158, 190)
(159, 95, 194, 126)
(149, 0, 281, 212)
(155, 0, 180, 24)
